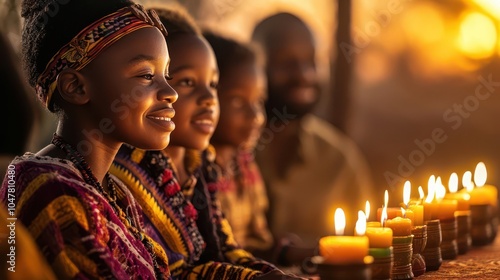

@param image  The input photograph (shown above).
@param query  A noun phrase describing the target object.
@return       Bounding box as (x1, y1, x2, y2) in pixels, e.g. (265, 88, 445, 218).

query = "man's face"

(265, 26, 320, 117)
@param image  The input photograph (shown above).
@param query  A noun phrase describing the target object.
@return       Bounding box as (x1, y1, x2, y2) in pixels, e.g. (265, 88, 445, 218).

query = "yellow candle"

(469, 185, 498, 206)
(423, 202, 439, 221)
(445, 192, 470, 211)
(446, 172, 470, 211)
(367, 221, 382, 228)
(319, 236, 369, 264)
(423, 175, 439, 221)
(470, 162, 498, 206)
(408, 204, 424, 226)
(437, 199, 457, 221)
(385, 217, 412, 236)
(319, 208, 369, 264)
(365, 227, 393, 248)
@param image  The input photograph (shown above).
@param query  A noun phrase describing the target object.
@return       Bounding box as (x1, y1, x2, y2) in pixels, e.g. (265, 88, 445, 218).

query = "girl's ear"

(56, 69, 90, 106)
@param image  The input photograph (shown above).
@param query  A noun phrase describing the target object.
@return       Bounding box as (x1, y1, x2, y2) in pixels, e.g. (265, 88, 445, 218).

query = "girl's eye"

(142, 74, 154, 80)
(179, 79, 195, 87)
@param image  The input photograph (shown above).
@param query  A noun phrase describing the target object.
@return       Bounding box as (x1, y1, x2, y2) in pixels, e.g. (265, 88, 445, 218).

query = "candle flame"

(436, 177, 446, 200)
(356, 211, 367, 236)
(381, 206, 388, 226)
(384, 190, 389, 207)
(401, 207, 406, 217)
(403, 181, 411, 206)
(463, 171, 474, 192)
(474, 162, 487, 187)
(334, 208, 346, 236)
(449, 172, 458, 193)
(418, 186, 425, 200)
(365, 201, 370, 221)
(425, 175, 436, 203)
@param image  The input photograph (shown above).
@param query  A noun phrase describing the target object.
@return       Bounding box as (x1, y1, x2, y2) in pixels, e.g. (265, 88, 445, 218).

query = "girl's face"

(167, 34, 219, 150)
(211, 61, 266, 149)
(79, 27, 178, 150)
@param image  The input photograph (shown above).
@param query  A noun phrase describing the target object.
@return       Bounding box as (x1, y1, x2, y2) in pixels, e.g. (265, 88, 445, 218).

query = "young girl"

(0, 1, 176, 278)
(203, 32, 274, 253)
(111, 7, 304, 280)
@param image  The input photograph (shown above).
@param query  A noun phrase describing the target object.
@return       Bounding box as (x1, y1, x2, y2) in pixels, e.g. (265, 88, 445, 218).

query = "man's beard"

(265, 86, 319, 118)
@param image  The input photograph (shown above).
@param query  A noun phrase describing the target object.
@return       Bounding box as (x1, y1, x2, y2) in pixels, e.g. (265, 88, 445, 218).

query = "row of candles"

(317, 161, 498, 277)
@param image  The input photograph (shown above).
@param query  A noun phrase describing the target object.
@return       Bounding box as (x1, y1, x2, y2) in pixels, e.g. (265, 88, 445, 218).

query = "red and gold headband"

(35, 4, 167, 111)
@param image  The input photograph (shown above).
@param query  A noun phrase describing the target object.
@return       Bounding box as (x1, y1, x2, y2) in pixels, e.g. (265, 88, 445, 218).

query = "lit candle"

(365, 220, 393, 248)
(434, 176, 458, 221)
(408, 204, 424, 226)
(319, 208, 369, 264)
(469, 162, 498, 206)
(444, 172, 470, 211)
(423, 175, 439, 221)
(386, 216, 412, 236)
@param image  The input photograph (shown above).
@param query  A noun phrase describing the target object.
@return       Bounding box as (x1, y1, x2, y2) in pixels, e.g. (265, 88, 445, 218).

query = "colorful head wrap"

(35, 4, 168, 111)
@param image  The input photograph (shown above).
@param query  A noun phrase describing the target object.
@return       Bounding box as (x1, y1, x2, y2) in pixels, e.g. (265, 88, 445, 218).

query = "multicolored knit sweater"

(0, 154, 169, 279)
(111, 145, 278, 279)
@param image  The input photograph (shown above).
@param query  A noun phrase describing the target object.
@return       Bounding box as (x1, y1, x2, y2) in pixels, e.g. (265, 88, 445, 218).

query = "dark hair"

(21, 0, 133, 90)
(251, 12, 310, 50)
(151, 6, 200, 39)
(203, 31, 261, 81)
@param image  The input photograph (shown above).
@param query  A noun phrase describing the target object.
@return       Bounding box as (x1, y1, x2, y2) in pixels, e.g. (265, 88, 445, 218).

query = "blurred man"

(253, 13, 375, 247)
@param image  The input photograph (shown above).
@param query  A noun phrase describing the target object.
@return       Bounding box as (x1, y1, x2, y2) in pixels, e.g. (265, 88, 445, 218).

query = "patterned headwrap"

(35, 4, 168, 111)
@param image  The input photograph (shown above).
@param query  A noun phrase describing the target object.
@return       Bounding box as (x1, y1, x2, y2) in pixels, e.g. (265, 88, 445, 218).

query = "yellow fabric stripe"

(225, 249, 255, 263)
(110, 164, 188, 256)
(220, 218, 238, 246)
(29, 196, 90, 240)
(169, 259, 186, 277)
(17, 173, 58, 213)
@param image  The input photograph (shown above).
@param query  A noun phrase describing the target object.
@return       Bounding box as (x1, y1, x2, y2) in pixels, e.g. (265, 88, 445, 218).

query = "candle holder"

(470, 204, 493, 246)
(440, 217, 458, 260)
(369, 247, 393, 280)
(422, 219, 442, 271)
(391, 235, 414, 280)
(455, 211, 471, 254)
(490, 205, 498, 243)
(310, 256, 373, 280)
(411, 225, 427, 277)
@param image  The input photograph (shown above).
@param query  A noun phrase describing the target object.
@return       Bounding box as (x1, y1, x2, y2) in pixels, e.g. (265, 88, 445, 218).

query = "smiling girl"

(0, 1, 177, 278)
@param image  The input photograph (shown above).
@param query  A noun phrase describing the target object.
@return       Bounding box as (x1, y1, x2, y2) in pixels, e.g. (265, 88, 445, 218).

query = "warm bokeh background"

(2, 0, 500, 220)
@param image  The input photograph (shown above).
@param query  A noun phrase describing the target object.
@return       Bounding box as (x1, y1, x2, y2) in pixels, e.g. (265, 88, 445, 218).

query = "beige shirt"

(256, 114, 375, 246)
(216, 152, 274, 252)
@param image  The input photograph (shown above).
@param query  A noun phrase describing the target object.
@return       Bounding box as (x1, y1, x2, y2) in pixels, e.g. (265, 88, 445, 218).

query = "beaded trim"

(35, 4, 168, 111)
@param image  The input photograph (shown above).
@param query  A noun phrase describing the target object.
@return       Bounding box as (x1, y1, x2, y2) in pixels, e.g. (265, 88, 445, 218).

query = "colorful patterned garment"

(0, 154, 170, 279)
(213, 151, 274, 252)
(111, 145, 278, 279)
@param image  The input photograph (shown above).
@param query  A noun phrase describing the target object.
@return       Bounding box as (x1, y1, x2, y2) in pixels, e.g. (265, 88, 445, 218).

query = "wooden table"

(282, 231, 500, 279)
(418, 233, 500, 279)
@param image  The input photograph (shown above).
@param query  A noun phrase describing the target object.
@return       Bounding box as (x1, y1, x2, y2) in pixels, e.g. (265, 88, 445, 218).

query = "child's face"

(167, 34, 219, 150)
(79, 27, 177, 150)
(211, 61, 266, 149)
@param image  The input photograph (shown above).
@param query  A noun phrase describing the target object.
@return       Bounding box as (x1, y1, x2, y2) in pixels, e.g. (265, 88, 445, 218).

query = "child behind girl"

(1, 0, 177, 278)
(111, 6, 304, 280)
(203, 32, 274, 253)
